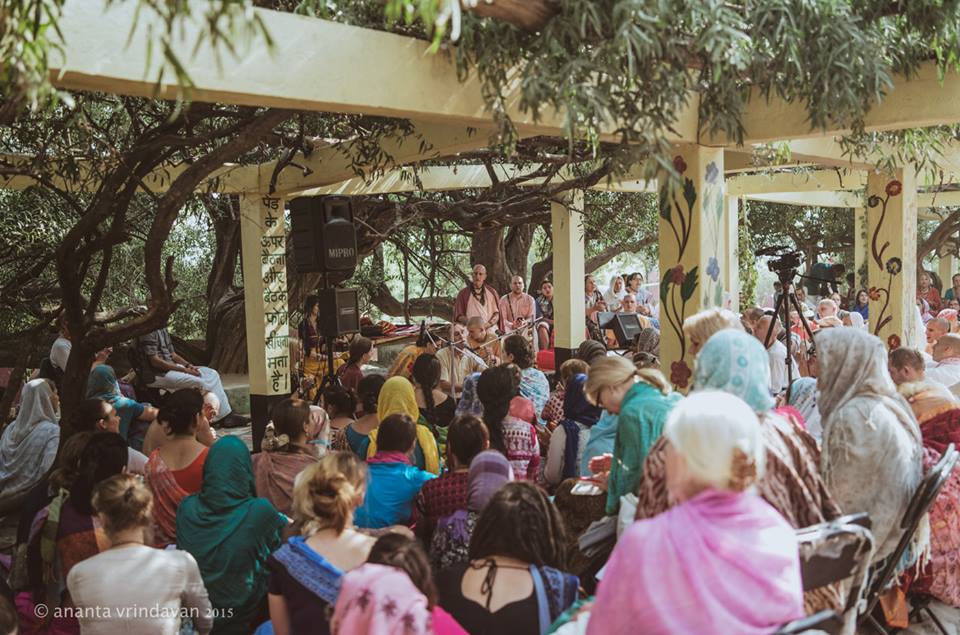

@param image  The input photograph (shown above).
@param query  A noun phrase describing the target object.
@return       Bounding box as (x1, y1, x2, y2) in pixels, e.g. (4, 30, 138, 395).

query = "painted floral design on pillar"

(659, 155, 701, 388)
(867, 179, 903, 338)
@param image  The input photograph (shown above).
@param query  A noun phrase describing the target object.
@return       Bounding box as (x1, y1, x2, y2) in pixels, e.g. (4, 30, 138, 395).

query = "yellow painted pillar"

(239, 193, 291, 450)
(865, 169, 917, 349)
(551, 191, 586, 366)
(659, 145, 726, 389)
(723, 194, 741, 313)
(854, 207, 867, 289)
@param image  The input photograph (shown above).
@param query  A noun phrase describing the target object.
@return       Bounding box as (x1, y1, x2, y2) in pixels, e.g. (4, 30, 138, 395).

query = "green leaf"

(659, 273, 671, 303)
(658, 184, 671, 221)
(683, 178, 697, 213)
(681, 266, 699, 302)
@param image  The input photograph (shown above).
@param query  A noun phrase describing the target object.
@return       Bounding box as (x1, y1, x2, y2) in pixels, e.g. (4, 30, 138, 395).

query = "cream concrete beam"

(217, 120, 497, 195)
(714, 62, 960, 145)
(920, 191, 960, 208)
(743, 191, 862, 208)
(727, 169, 866, 196)
(53, 0, 699, 143)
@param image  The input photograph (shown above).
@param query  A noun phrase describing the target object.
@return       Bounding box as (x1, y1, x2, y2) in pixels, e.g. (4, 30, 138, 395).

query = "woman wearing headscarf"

(429, 450, 514, 570)
(366, 377, 440, 475)
(635, 330, 841, 615)
(788, 377, 822, 442)
(587, 392, 805, 635)
(545, 375, 602, 486)
(817, 328, 924, 565)
(603, 275, 626, 311)
(0, 378, 60, 515)
(897, 376, 960, 607)
(177, 436, 287, 635)
(632, 327, 660, 358)
(332, 564, 434, 635)
(86, 364, 157, 451)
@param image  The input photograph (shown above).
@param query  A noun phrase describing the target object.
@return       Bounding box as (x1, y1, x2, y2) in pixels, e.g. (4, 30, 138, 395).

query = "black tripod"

(764, 267, 817, 403)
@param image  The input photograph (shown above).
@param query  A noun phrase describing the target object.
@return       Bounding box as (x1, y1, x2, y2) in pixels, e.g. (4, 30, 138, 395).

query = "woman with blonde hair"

(681, 308, 743, 357)
(582, 356, 681, 515)
(67, 474, 213, 634)
(587, 392, 804, 634)
(267, 453, 374, 635)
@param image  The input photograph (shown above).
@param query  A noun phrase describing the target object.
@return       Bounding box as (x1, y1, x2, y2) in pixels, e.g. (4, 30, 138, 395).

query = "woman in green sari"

(177, 436, 287, 634)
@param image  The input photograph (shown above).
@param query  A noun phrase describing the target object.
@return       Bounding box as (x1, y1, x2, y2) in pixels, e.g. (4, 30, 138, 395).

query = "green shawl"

(176, 436, 286, 634)
(606, 380, 681, 515)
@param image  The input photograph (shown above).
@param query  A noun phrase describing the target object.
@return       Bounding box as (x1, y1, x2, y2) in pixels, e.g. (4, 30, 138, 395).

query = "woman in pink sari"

(588, 391, 804, 635)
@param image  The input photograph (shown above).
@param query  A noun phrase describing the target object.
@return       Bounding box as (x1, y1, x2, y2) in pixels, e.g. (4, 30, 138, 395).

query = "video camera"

(757, 245, 803, 275)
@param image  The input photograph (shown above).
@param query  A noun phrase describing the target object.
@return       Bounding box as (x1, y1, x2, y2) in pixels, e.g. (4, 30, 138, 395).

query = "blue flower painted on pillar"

(707, 257, 720, 282)
(705, 161, 719, 184)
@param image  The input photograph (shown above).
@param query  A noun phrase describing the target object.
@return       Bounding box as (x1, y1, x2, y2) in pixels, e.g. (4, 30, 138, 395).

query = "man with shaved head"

(926, 334, 960, 389)
(453, 263, 500, 334)
(927, 317, 950, 351)
(498, 275, 535, 337)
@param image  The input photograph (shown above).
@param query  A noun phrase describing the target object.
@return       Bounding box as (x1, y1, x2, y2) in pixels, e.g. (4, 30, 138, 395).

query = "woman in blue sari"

(265, 453, 374, 635)
(86, 364, 157, 450)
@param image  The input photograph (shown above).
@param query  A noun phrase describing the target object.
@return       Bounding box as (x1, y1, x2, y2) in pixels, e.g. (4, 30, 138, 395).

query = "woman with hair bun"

(144, 388, 208, 546)
(253, 397, 325, 516)
(267, 453, 374, 635)
(587, 392, 804, 635)
(67, 474, 213, 635)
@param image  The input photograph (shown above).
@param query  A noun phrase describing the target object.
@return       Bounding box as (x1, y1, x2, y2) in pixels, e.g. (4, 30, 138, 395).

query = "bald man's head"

(755, 315, 780, 347)
(927, 318, 950, 345)
(934, 333, 960, 362)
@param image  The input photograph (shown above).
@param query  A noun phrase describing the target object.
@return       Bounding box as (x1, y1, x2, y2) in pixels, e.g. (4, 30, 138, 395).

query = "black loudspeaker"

(289, 196, 358, 275)
(607, 313, 645, 348)
(318, 288, 360, 337)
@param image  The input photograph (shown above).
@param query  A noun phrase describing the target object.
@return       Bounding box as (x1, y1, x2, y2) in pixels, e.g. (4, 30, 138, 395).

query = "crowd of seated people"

(5, 265, 960, 635)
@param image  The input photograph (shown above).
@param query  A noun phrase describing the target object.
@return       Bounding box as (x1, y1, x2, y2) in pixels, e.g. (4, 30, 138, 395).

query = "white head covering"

(604, 274, 627, 308)
(846, 311, 866, 330)
(0, 379, 61, 507)
(816, 328, 924, 561)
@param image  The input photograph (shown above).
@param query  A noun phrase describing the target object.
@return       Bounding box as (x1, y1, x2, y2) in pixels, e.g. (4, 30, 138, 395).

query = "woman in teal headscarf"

(633, 329, 842, 614)
(86, 364, 156, 450)
(177, 436, 287, 634)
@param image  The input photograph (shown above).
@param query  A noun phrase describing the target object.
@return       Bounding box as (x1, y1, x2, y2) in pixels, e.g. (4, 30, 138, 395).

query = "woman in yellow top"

(366, 376, 441, 475)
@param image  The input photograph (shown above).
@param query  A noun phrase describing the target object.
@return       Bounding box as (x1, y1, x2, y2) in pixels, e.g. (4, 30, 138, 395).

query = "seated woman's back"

(438, 482, 578, 634)
(268, 453, 374, 635)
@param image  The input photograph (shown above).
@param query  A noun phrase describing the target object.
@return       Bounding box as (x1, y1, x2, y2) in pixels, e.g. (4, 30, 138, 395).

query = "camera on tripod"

(758, 245, 803, 275)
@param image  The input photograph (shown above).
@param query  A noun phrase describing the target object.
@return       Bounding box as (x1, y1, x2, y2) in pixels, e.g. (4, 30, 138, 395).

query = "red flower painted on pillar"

(673, 155, 687, 174)
(669, 265, 686, 285)
(885, 180, 902, 197)
(887, 334, 902, 350)
(868, 287, 882, 301)
(670, 360, 692, 389)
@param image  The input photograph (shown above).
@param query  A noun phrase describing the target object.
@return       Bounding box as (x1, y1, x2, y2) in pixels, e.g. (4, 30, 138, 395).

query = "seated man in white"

(138, 325, 247, 428)
(925, 334, 960, 390)
(756, 314, 799, 395)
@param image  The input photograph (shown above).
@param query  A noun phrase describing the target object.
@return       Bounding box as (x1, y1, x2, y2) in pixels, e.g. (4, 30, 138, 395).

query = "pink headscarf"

(937, 308, 959, 329)
(587, 489, 804, 635)
(332, 564, 433, 635)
